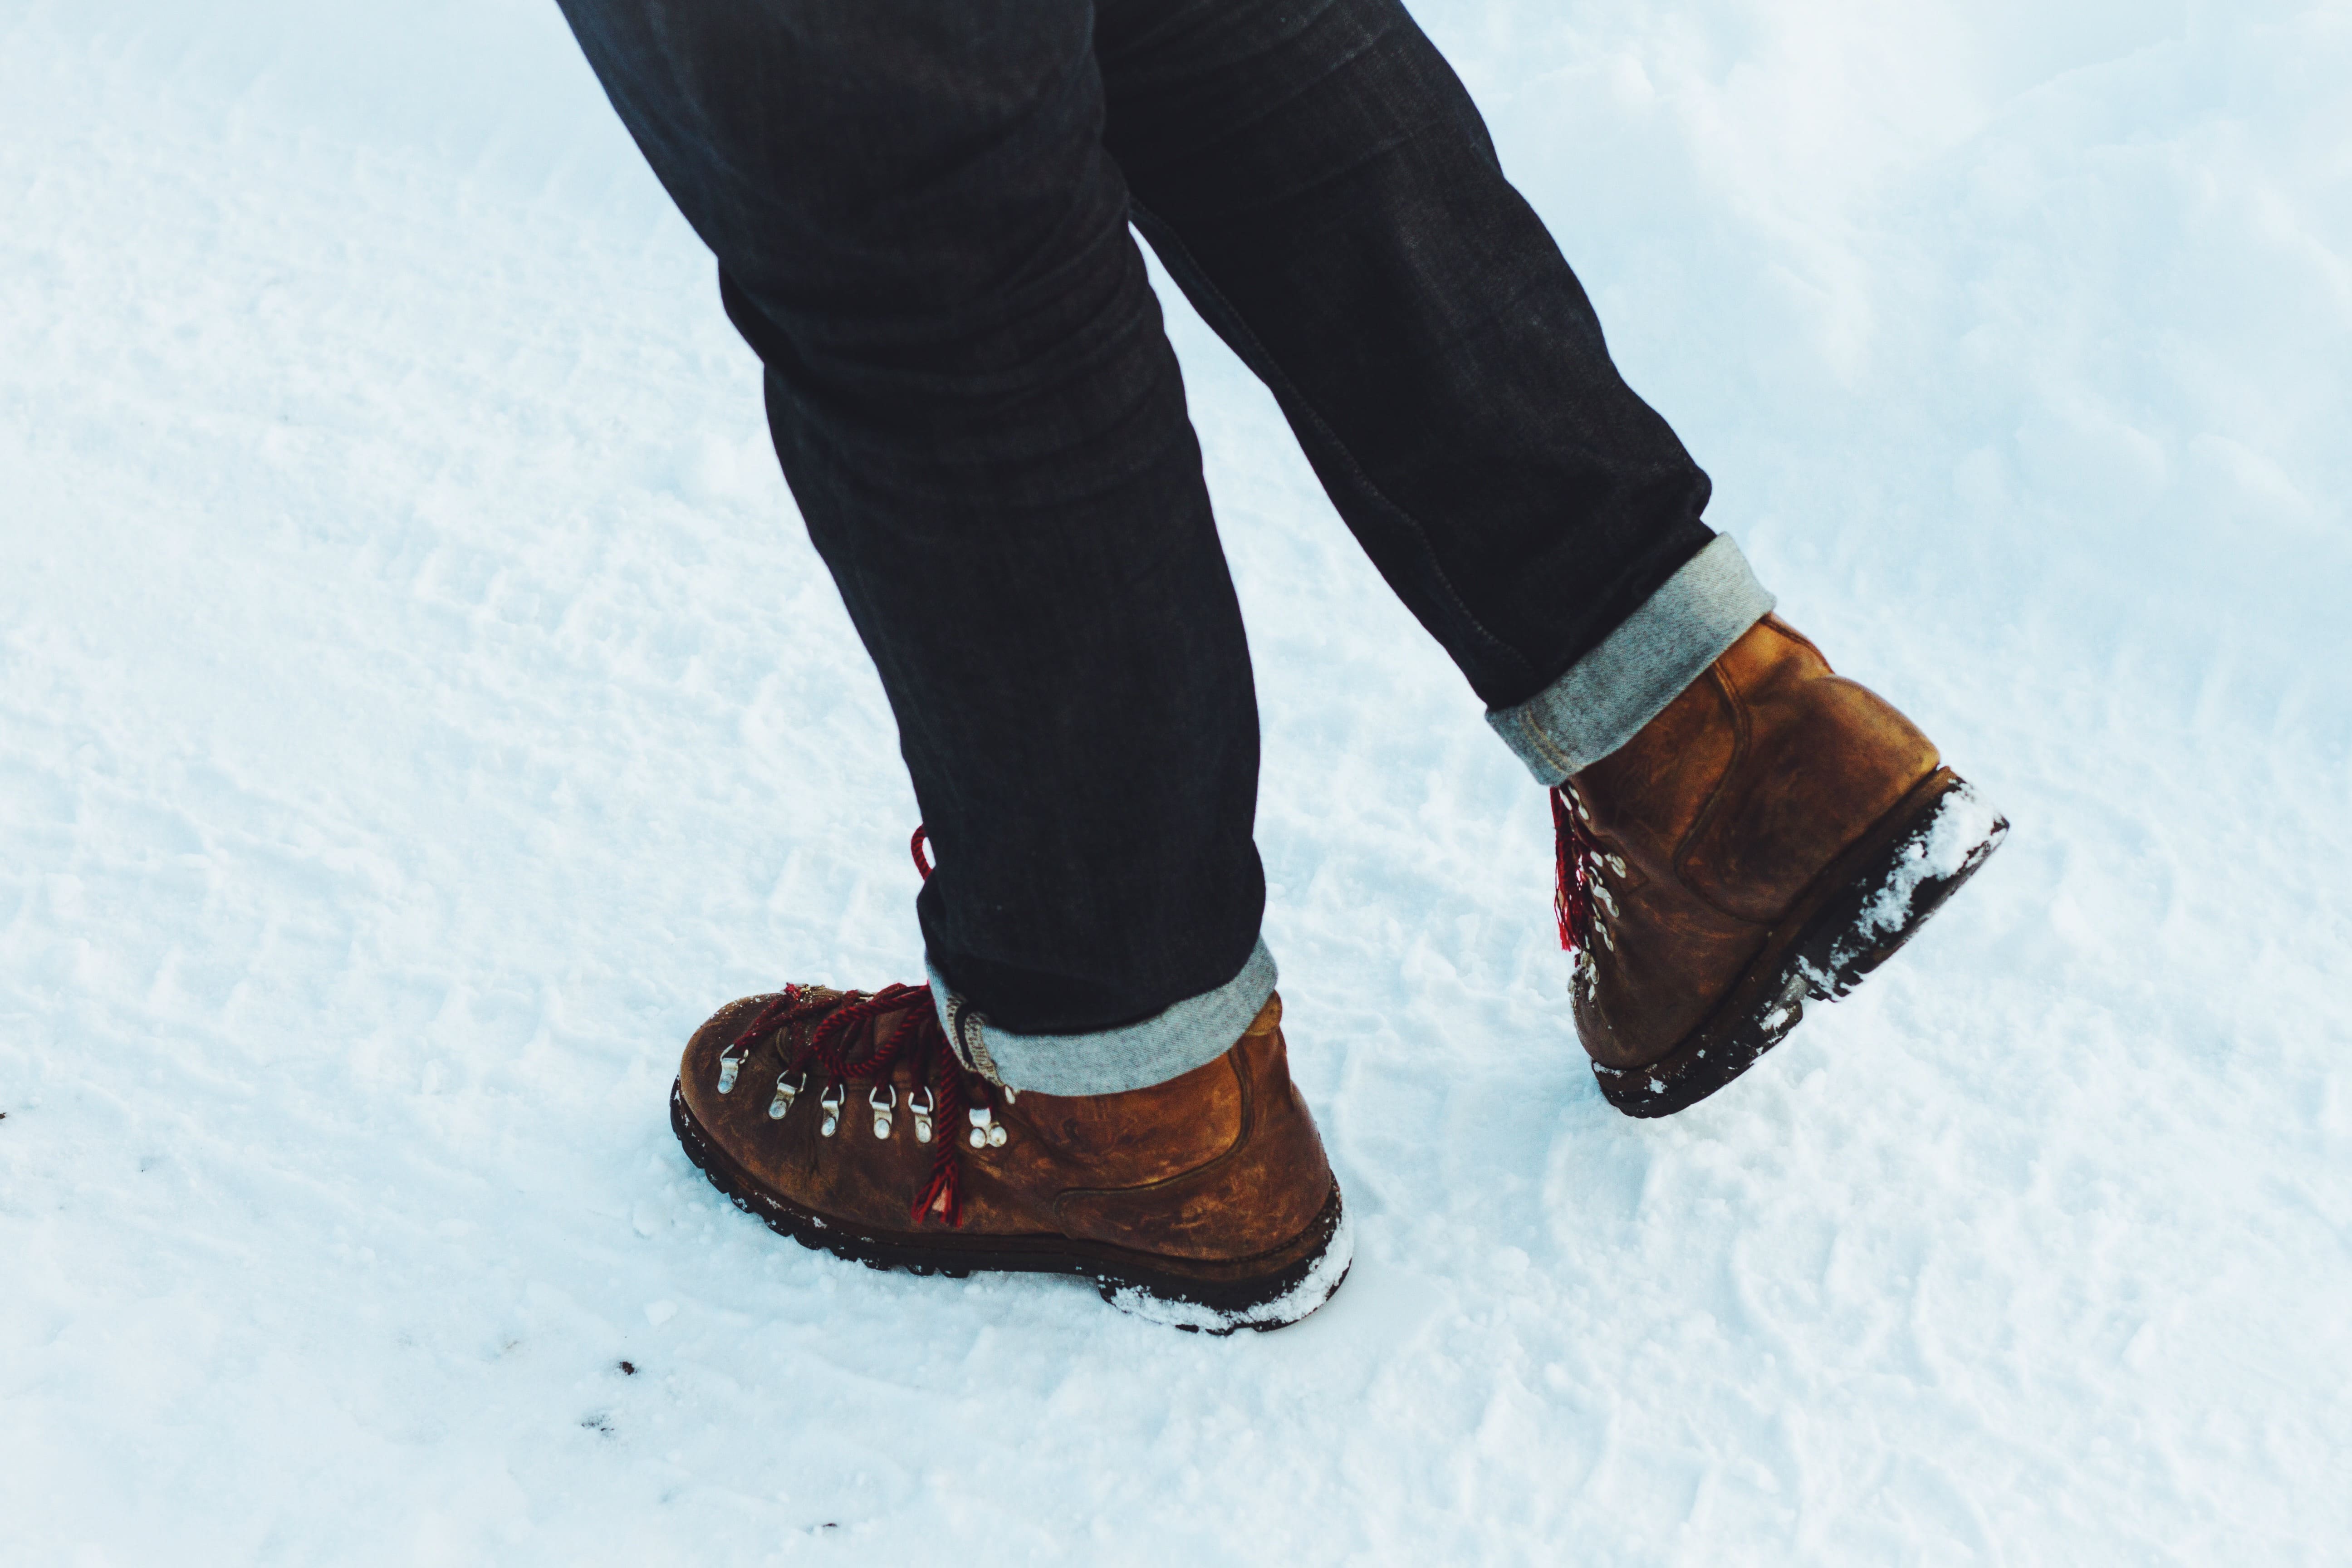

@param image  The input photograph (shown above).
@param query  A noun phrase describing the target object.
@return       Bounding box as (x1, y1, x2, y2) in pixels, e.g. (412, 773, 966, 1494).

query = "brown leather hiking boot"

(1554, 613, 2007, 1117)
(671, 985, 1349, 1332)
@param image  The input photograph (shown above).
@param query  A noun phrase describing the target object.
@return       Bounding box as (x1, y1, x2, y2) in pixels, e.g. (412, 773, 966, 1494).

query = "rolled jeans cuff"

(926, 937, 1279, 1096)
(1486, 534, 1776, 785)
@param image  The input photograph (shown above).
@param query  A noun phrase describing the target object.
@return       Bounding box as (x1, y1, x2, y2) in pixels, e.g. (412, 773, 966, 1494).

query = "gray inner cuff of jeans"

(1485, 534, 1776, 785)
(925, 938, 1279, 1096)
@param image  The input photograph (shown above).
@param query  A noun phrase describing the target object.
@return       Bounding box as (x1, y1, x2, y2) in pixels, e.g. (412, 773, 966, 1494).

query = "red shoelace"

(715, 824, 985, 1227)
(718, 980, 990, 1226)
(1551, 785, 1599, 955)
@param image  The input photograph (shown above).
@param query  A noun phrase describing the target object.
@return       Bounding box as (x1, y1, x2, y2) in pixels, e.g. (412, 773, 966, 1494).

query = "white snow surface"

(4, 0, 2350, 1561)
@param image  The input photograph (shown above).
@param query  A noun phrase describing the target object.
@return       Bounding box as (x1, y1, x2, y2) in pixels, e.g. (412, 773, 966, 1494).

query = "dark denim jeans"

(556, 0, 1744, 1087)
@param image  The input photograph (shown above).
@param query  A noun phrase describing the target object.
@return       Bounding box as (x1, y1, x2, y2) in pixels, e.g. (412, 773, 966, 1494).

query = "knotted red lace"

(1551, 785, 1598, 955)
(719, 980, 986, 1226)
(720, 828, 979, 1226)
(719, 824, 977, 1223)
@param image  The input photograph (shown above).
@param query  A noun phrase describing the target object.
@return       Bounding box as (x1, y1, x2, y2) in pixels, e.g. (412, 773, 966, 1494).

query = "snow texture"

(4, 0, 2350, 1562)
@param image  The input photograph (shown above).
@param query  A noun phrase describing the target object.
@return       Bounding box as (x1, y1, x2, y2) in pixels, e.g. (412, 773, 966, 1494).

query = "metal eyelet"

(869, 1083, 897, 1140)
(1592, 880, 1618, 916)
(1607, 854, 1628, 876)
(767, 1070, 804, 1120)
(967, 1106, 1009, 1149)
(818, 1083, 845, 1137)
(909, 1087, 936, 1145)
(715, 1050, 745, 1095)
(1597, 920, 1617, 952)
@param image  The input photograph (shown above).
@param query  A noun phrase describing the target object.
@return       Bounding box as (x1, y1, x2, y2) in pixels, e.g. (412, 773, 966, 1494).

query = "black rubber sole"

(1595, 768, 2008, 1118)
(671, 1083, 1352, 1333)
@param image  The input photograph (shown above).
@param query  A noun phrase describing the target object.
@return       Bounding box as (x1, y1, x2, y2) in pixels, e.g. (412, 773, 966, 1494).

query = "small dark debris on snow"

(618, 1360, 637, 1376)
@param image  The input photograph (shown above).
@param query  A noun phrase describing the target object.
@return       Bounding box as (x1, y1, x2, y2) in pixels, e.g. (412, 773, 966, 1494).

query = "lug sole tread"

(670, 1083, 1349, 1333)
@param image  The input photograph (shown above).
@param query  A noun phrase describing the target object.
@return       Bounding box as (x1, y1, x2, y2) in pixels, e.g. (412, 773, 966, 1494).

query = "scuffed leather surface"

(1569, 616, 1941, 1070)
(1048, 1022, 1331, 1259)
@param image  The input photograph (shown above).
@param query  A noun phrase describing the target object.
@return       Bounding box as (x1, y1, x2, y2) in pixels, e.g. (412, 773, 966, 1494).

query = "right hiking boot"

(1555, 613, 2007, 1117)
(671, 984, 1349, 1333)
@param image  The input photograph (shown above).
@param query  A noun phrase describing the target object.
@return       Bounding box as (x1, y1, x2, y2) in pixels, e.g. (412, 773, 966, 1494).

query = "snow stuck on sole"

(1854, 779, 2009, 946)
(1102, 1205, 1356, 1334)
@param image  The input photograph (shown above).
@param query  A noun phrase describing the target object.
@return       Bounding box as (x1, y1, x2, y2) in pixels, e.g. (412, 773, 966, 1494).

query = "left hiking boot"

(671, 984, 1350, 1332)
(1555, 613, 2007, 1116)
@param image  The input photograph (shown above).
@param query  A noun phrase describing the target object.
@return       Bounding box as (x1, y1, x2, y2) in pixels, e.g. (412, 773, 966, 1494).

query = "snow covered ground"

(4, 0, 2348, 1560)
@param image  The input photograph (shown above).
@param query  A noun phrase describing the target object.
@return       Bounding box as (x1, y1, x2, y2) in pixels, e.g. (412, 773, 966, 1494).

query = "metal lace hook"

(767, 1070, 804, 1121)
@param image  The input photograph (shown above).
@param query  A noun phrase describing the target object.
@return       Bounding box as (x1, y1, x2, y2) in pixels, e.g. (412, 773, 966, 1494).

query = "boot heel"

(1595, 767, 2006, 1117)
(1088, 1187, 1353, 1335)
(1788, 769, 2009, 1003)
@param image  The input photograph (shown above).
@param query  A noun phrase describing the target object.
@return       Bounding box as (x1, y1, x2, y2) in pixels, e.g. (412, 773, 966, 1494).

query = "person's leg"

(1093, 0, 1770, 768)
(557, 0, 1350, 1328)
(557, 0, 1273, 1092)
(1093, 0, 2004, 1115)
